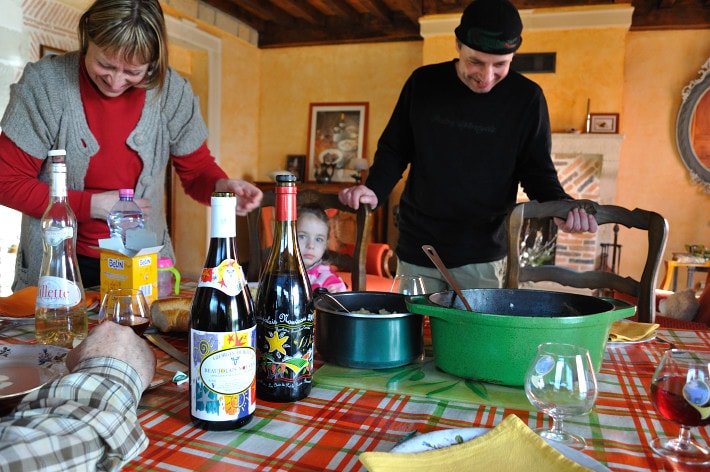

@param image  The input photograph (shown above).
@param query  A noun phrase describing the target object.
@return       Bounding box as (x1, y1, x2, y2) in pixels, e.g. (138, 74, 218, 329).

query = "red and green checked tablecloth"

(2, 322, 708, 470)
(121, 328, 710, 472)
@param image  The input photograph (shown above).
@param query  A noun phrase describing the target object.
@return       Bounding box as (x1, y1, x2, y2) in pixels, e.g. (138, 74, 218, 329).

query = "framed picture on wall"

(589, 113, 619, 134)
(285, 154, 306, 182)
(306, 102, 368, 183)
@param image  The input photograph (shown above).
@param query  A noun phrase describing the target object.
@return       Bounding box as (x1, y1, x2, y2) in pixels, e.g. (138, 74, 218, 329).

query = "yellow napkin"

(358, 415, 592, 472)
(608, 320, 659, 342)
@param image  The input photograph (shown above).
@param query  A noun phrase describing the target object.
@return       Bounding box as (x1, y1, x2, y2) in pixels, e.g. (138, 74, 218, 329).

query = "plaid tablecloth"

(3, 324, 709, 471)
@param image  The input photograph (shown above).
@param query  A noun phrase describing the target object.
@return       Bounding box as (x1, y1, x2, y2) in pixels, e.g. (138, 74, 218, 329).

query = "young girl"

(297, 204, 347, 293)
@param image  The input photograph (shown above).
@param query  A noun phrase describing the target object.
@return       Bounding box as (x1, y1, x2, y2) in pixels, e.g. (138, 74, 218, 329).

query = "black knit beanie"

(454, 0, 523, 54)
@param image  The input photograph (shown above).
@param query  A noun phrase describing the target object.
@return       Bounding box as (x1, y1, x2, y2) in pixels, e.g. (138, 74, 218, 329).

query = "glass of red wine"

(98, 288, 151, 336)
(649, 349, 710, 464)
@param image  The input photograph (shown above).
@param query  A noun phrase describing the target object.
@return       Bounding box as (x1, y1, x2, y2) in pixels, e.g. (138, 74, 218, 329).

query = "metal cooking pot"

(406, 288, 635, 386)
(314, 291, 423, 369)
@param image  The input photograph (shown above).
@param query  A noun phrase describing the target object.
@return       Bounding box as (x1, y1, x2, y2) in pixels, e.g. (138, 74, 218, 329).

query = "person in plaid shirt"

(0, 322, 155, 471)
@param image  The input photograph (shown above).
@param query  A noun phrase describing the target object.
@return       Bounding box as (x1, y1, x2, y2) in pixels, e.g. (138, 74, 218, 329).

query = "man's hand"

(215, 179, 263, 215)
(90, 191, 152, 220)
(554, 207, 598, 233)
(66, 322, 156, 392)
(338, 185, 378, 210)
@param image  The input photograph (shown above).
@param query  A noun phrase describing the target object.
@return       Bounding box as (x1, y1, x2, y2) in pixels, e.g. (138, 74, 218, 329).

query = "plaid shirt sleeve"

(0, 357, 148, 471)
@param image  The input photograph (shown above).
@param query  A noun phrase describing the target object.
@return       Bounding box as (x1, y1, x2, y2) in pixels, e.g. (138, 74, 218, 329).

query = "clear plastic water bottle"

(107, 188, 145, 244)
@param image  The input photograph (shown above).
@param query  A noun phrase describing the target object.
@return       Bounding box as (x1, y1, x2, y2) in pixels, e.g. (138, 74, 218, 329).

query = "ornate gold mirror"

(677, 58, 710, 193)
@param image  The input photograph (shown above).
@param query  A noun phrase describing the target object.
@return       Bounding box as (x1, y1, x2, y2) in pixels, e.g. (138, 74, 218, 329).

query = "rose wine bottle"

(35, 150, 88, 348)
(190, 192, 256, 430)
(255, 174, 314, 402)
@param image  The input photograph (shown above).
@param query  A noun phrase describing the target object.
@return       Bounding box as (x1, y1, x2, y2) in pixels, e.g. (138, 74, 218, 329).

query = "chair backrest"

(245, 188, 373, 290)
(505, 199, 668, 322)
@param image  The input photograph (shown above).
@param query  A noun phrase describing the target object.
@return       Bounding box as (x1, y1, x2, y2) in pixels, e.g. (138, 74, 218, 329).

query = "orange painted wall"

(258, 42, 422, 181)
(619, 30, 710, 287)
(422, 28, 626, 133)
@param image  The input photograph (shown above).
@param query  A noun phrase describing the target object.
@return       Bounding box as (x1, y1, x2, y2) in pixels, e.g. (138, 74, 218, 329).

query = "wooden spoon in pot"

(421, 245, 474, 312)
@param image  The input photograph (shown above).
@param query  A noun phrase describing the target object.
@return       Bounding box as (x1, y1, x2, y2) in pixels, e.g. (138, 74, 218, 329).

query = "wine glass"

(98, 288, 151, 336)
(524, 342, 598, 449)
(649, 349, 710, 464)
(389, 275, 427, 296)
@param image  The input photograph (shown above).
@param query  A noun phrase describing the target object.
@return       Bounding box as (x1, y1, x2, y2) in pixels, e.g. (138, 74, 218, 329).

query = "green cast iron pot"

(314, 291, 423, 369)
(406, 288, 635, 387)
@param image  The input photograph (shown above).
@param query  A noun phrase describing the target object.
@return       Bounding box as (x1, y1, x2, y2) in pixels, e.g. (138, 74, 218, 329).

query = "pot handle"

(601, 297, 636, 321)
(405, 295, 449, 320)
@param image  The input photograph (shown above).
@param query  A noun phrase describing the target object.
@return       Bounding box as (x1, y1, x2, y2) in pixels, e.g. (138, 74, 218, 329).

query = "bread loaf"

(150, 297, 192, 333)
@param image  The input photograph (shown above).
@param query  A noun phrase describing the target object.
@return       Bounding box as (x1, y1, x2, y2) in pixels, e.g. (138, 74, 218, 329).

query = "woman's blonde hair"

(78, 0, 168, 91)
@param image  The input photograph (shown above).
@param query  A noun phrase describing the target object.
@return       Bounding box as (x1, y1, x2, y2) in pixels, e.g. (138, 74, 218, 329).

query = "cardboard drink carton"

(98, 229, 163, 304)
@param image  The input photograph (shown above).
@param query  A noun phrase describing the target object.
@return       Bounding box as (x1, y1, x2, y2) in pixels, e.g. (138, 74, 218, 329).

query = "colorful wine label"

(190, 327, 257, 421)
(36, 276, 82, 308)
(198, 259, 246, 297)
(256, 313, 314, 388)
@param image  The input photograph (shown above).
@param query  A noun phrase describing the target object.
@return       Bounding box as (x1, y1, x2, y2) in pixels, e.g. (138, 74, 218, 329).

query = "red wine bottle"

(255, 174, 314, 402)
(190, 192, 256, 430)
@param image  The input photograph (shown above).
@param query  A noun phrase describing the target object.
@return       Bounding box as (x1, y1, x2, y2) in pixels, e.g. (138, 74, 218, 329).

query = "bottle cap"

(47, 149, 67, 157)
(118, 188, 135, 198)
(276, 174, 297, 183)
(158, 257, 174, 269)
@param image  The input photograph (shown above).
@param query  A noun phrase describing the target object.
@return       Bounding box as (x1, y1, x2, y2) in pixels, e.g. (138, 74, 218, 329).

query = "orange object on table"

(0, 286, 101, 318)
(0, 286, 37, 317)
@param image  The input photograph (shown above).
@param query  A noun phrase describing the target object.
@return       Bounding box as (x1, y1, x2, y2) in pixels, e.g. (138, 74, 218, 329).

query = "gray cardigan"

(1, 52, 209, 290)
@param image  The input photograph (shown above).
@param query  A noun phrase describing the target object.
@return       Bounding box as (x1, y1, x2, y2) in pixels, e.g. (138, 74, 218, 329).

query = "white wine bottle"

(190, 192, 256, 430)
(255, 174, 314, 402)
(35, 150, 88, 348)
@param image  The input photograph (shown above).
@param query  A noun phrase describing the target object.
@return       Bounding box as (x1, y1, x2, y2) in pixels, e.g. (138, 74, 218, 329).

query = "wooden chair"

(245, 189, 373, 291)
(505, 199, 668, 322)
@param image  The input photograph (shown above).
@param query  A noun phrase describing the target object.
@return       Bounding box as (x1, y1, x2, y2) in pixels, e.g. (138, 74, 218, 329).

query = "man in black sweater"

(339, 0, 597, 289)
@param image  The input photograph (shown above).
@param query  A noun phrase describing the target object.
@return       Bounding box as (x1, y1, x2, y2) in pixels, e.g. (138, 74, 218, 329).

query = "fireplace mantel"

(551, 133, 624, 205)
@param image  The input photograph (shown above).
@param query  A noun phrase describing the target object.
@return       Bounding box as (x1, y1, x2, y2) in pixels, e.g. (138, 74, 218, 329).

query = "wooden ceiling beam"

(384, 0, 423, 24)
(268, 0, 322, 25)
(357, 0, 393, 21)
(328, 0, 362, 17)
(202, 0, 266, 30)
(227, 0, 293, 24)
(206, 0, 710, 48)
(307, 0, 353, 17)
(631, 0, 710, 29)
(423, 0, 465, 15)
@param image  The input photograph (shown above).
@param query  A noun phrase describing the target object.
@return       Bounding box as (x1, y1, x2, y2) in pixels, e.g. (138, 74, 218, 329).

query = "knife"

(144, 333, 189, 366)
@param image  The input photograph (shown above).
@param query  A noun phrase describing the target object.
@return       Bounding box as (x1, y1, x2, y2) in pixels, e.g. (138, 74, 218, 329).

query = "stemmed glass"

(649, 349, 710, 464)
(389, 275, 426, 296)
(524, 342, 598, 449)
(98, 288, 151, 336)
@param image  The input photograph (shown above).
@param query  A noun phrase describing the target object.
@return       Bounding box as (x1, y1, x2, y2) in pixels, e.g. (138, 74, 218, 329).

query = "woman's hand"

(214, 179, 263, 215)
(90, 190, 152, 220)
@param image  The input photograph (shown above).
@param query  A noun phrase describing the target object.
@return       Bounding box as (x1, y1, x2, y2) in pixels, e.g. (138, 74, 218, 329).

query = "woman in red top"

(0, 0, 262, 289)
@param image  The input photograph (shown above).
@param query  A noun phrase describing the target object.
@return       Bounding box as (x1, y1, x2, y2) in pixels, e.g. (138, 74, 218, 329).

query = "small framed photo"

(589, 113, 619, 134)
(285, 154, 306, 182)
(307, 102, 368, 182)
(39, 45, 65, 58)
